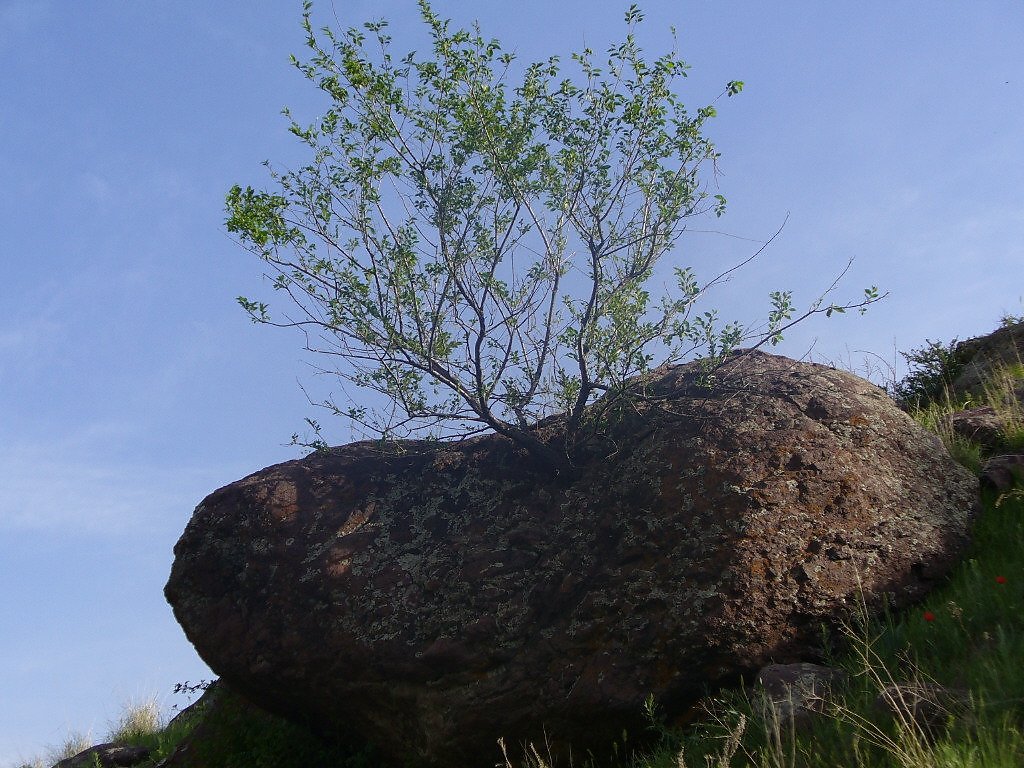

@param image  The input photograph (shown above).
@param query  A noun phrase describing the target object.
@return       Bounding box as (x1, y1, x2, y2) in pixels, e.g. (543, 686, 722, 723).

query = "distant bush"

(887, 337, 967, 410)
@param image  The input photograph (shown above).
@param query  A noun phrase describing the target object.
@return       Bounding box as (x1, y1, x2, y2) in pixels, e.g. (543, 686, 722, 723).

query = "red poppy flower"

(923, 611, 936, 622)
(996, 576, 1007, 584)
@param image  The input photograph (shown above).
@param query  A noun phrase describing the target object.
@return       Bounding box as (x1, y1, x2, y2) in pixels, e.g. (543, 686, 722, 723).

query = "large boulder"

(165, 350, 978, 767)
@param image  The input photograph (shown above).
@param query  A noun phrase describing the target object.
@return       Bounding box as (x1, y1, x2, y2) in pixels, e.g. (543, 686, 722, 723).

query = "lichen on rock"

(165, 350, 978, 767)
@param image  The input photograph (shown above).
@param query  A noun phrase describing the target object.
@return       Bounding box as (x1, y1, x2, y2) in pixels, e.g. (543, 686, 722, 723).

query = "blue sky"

(2, 1, 1022, 763)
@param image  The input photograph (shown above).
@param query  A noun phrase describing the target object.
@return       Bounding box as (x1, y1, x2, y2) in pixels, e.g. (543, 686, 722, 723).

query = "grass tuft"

(106, 699, 163, 745)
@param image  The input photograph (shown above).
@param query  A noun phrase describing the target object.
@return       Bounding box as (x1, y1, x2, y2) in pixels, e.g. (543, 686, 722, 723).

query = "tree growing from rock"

(227, 1, 882, 468)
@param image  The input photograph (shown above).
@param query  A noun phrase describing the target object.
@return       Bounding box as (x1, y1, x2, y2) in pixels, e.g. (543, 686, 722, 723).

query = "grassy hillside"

(18, 325, 1024, 768)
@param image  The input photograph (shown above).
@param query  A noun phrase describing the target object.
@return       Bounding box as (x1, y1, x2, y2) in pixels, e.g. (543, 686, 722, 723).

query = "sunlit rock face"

(166, 350, 978, 768)
(950, 320, 1024, 399)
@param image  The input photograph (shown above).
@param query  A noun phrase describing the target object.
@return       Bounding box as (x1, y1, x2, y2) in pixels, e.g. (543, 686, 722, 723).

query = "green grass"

(152, 685, 375, 768)
(905, 327, 1024, 460)
(13, 700, 162, 768)
(19, 335, 1024, 768)
(22, 505, 1024, 768)
(617, 353, 1024, 768)
(15, 685, 374, 768)
(902, 346, 1024, 472)
(623, 486, 1024, 768)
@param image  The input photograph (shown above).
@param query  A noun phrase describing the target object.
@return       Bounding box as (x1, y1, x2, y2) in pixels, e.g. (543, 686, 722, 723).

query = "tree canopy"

(227, 1, 882, 469)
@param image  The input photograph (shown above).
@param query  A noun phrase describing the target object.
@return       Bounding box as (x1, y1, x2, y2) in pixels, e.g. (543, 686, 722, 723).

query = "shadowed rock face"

(165, 351, 978, 767)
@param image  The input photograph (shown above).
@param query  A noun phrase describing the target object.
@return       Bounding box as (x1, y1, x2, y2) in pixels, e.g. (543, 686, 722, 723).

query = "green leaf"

(226, 1, 872, 462)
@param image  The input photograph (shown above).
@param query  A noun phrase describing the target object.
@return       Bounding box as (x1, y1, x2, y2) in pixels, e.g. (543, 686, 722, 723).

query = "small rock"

(874, 682, 969, 737)
(950, 321, 1024, 400)
(52, 743, 150, 768)
(755, 663, 847, 730)
(949, 406, 1005, 450)
(981, 454, 1024, 492)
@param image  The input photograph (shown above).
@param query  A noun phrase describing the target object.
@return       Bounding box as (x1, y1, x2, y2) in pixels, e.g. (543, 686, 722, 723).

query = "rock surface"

(154, 681, 353, 768)
(873, 682, 971, 738)
(949, 406, 1007, 451)
(755, 663, 848, 730)
(166, 350, 978, 767)
(52, 744, 150, 768)
(981, 454, 1024, 493)
(951, 321, 1024, 400)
